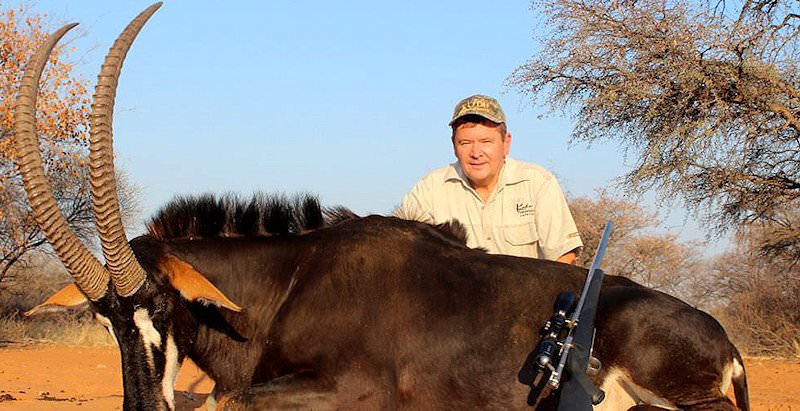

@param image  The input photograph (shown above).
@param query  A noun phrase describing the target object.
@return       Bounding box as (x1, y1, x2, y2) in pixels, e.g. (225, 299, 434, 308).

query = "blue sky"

(19, 1, 719, 249)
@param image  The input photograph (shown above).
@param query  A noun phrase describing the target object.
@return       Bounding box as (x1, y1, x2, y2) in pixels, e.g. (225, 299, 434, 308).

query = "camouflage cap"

(449, 94, 506, 126)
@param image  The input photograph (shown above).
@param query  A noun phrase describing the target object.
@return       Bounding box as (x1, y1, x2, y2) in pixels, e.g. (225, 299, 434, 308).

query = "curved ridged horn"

(90, 2, 162, 297)
(14, 23, 109, 301)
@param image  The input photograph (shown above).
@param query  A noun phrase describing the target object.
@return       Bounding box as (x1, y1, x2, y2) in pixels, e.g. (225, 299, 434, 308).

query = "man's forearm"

(556, 250, 577, 265)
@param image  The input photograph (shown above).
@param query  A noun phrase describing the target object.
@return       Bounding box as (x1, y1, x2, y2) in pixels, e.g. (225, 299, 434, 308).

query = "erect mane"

(432, 220, 471, 248)
(146, 192, 357, 240)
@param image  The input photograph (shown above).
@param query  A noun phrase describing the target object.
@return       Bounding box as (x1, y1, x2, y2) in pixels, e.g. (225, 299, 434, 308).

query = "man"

(397, 94, 582, 264)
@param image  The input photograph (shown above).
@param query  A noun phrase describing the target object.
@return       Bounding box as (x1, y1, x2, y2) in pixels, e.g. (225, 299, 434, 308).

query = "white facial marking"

(133, 308, 162, 369)
(94, 313, 119, 346)
(161, 334, 179, 410)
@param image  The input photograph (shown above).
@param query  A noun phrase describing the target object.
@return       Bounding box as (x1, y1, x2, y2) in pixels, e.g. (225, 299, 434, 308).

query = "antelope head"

(15, 3, 238, 410)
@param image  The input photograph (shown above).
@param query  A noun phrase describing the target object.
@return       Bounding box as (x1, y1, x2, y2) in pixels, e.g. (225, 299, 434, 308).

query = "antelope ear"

(25, 283, 89, 316)
(158, 254, 242, 312)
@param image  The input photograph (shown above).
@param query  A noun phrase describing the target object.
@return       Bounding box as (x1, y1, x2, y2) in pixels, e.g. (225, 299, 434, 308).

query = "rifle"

(518, 221, 613, 409)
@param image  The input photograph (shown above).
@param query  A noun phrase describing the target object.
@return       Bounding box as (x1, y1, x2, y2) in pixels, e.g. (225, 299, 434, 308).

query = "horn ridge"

(89, 2, 162, 297)
(13, 23, 109, 301)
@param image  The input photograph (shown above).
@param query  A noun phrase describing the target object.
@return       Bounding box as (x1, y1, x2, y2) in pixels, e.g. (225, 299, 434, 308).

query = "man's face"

(452, 121, 511, 192)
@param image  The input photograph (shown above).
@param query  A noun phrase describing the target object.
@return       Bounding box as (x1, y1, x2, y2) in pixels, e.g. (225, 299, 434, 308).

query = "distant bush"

(0, 311, 114, 347)
(713, 276, 800, 358)
(707, 225, 800, 358)
(570, 192, 800, 358)
(0, 254, 114, 347)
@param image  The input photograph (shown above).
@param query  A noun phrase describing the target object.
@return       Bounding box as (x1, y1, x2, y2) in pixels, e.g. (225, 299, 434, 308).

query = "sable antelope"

(16, 3, 749, 410)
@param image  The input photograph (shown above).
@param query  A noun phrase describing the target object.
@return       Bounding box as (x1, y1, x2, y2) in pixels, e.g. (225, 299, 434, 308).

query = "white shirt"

(398, 157, 582, 260)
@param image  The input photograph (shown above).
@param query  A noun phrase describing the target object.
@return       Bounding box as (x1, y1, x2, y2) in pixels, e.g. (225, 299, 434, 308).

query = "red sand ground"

(0, 346, 796, 410)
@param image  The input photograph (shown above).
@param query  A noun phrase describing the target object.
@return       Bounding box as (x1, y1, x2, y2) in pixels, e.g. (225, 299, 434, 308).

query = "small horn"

(90, 2, 163, 297)
(14, 23, 109, 301)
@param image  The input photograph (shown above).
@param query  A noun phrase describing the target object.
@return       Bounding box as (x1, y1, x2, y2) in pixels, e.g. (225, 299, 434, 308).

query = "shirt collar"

(500, 157, 529, 185)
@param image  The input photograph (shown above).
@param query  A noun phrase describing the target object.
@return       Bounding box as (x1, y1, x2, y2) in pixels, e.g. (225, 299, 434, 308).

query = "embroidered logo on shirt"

(515, 202, 534, 217)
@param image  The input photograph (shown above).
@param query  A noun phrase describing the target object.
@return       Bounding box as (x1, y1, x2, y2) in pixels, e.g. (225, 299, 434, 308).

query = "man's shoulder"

(504, 157, 557, 183)
(416, 163, 461, 184)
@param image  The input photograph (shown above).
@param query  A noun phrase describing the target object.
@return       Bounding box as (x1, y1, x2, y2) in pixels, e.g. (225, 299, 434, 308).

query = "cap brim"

(449, 112, 504, 126)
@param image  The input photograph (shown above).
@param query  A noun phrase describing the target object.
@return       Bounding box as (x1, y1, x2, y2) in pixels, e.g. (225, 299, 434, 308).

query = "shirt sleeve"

(534, 177, 583, 260)
(396, 178, 435, 224)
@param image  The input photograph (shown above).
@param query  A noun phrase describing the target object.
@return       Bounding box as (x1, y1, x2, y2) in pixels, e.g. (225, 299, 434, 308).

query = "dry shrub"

(509, 0, 800, 248)
(709, 220, 800, 358)
(0, 254, 114, 347)
(714, 275, 800, 358)
(0, 311, 114, 347)
(570, 192, 800, 357)
(1, 254, 68, 313)
(569, 191, 716, 308)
